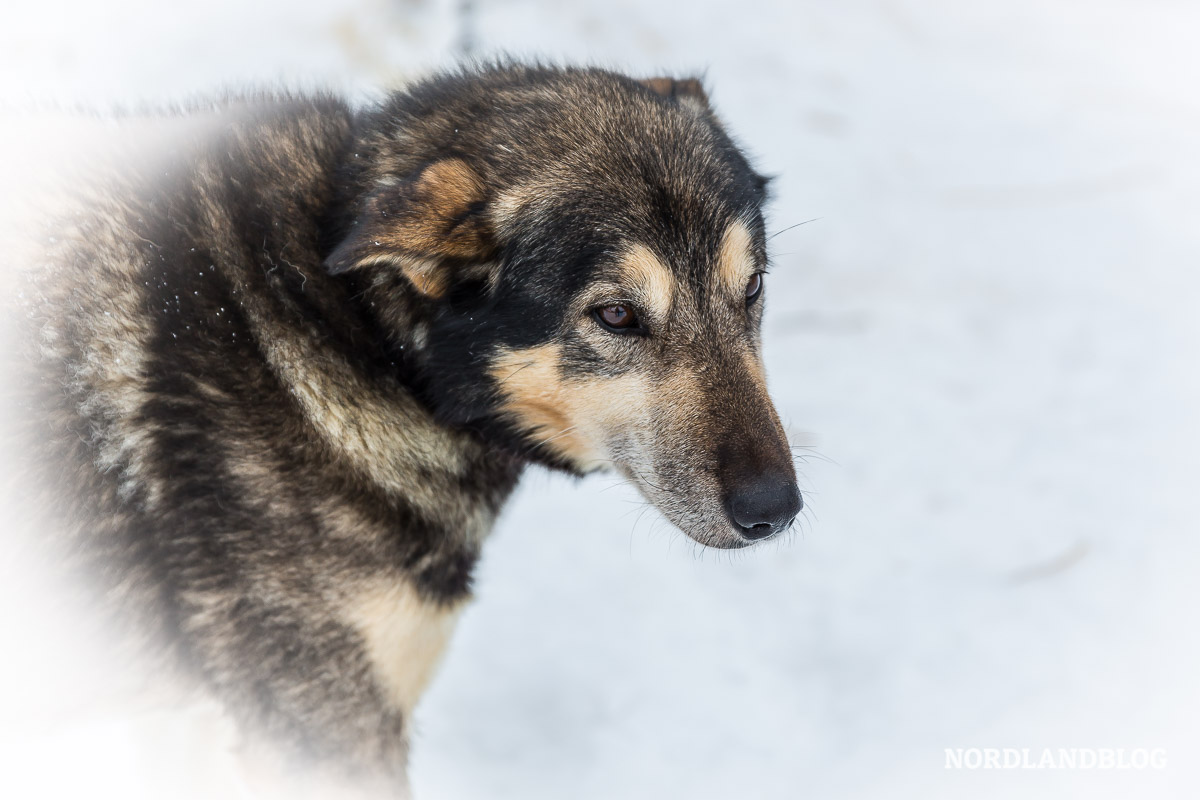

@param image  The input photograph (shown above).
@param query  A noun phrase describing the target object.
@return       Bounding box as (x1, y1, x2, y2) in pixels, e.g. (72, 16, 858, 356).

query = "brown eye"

(746, 273, 764, 305)
(595, 303, 642, 333)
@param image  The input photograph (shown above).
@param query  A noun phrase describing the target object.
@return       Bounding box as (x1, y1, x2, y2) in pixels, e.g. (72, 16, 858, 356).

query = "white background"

(2, 1, 1198, 798)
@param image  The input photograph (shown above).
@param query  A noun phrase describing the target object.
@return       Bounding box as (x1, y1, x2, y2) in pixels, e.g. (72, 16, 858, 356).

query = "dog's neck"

(184, 111, 528, 560)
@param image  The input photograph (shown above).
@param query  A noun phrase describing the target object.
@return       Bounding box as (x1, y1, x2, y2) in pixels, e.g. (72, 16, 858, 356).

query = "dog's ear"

(325, 158, 495, 298)
(638, 76, 711, 113)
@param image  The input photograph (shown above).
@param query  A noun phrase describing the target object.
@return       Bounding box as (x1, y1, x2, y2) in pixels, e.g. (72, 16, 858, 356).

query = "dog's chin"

(643, 508, 753, 550)
(644, 496, 756, 549)
(673, 509, 777, 548)
(686, 528, 755, 550)
(615, 464, 757, 549)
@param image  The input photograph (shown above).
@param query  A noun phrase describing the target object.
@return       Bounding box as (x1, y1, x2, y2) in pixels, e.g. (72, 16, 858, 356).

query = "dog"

(4, 62, 801, 794)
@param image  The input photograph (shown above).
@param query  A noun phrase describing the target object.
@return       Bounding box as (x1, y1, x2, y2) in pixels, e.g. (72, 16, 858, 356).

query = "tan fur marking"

(399, 159, 489, 260)
(618, 244, 675, 320)
(490, 344, 595, 465)
(329, 158, 492, 297)
(395, 257, 447, 299)
(490, 345, 651, 470)
(346, 581, 464, 714)
(367, 159, 489, 297)
(717, 221, 755, 296)
(341, 252, 450, 299)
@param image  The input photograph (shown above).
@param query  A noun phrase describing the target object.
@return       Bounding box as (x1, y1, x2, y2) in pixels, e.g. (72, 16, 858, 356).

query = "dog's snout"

(725, 477, 802, 541)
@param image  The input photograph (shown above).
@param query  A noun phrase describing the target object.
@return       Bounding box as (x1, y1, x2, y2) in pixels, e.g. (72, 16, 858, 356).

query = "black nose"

(725, 478, 802, 541)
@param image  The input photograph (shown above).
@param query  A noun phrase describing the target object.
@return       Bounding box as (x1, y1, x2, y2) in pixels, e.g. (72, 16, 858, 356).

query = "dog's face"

(328, 67, 800, 548)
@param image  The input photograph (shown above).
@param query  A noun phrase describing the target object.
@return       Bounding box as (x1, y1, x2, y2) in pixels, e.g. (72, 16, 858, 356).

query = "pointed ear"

(325, 158, 495, 298)
(638, 76, 711, 113)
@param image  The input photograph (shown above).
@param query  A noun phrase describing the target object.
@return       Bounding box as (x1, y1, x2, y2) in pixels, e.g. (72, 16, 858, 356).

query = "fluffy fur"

(4, 63, 799, 792)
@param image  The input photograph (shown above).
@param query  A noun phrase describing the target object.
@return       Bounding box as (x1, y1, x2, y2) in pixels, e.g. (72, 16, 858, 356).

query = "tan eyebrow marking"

(617, 243, 676, 319)
(717, 221, 756, 295)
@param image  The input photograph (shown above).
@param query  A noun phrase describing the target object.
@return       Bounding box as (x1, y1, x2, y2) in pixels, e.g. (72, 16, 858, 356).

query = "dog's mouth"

(619, 463, 802, 550)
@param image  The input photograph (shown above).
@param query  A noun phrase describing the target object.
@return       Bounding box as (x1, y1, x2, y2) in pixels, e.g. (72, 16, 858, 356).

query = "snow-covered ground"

(2, 1, 1198, 798)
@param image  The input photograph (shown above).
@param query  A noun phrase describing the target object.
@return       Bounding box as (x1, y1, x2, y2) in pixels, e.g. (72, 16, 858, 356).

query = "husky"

(4, 63, 801, 794)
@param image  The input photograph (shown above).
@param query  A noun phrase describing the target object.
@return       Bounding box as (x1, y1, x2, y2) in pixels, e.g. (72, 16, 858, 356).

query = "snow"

(2, 1, 1198, 798)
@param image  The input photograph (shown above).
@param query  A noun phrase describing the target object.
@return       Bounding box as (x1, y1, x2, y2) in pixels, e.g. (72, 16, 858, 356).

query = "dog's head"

(327, 65, 800, 548)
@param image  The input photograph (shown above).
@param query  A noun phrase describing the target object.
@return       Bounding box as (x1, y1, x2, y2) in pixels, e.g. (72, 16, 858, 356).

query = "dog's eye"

(594, 303, 643, 333)
(746, 273, 764, 306)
